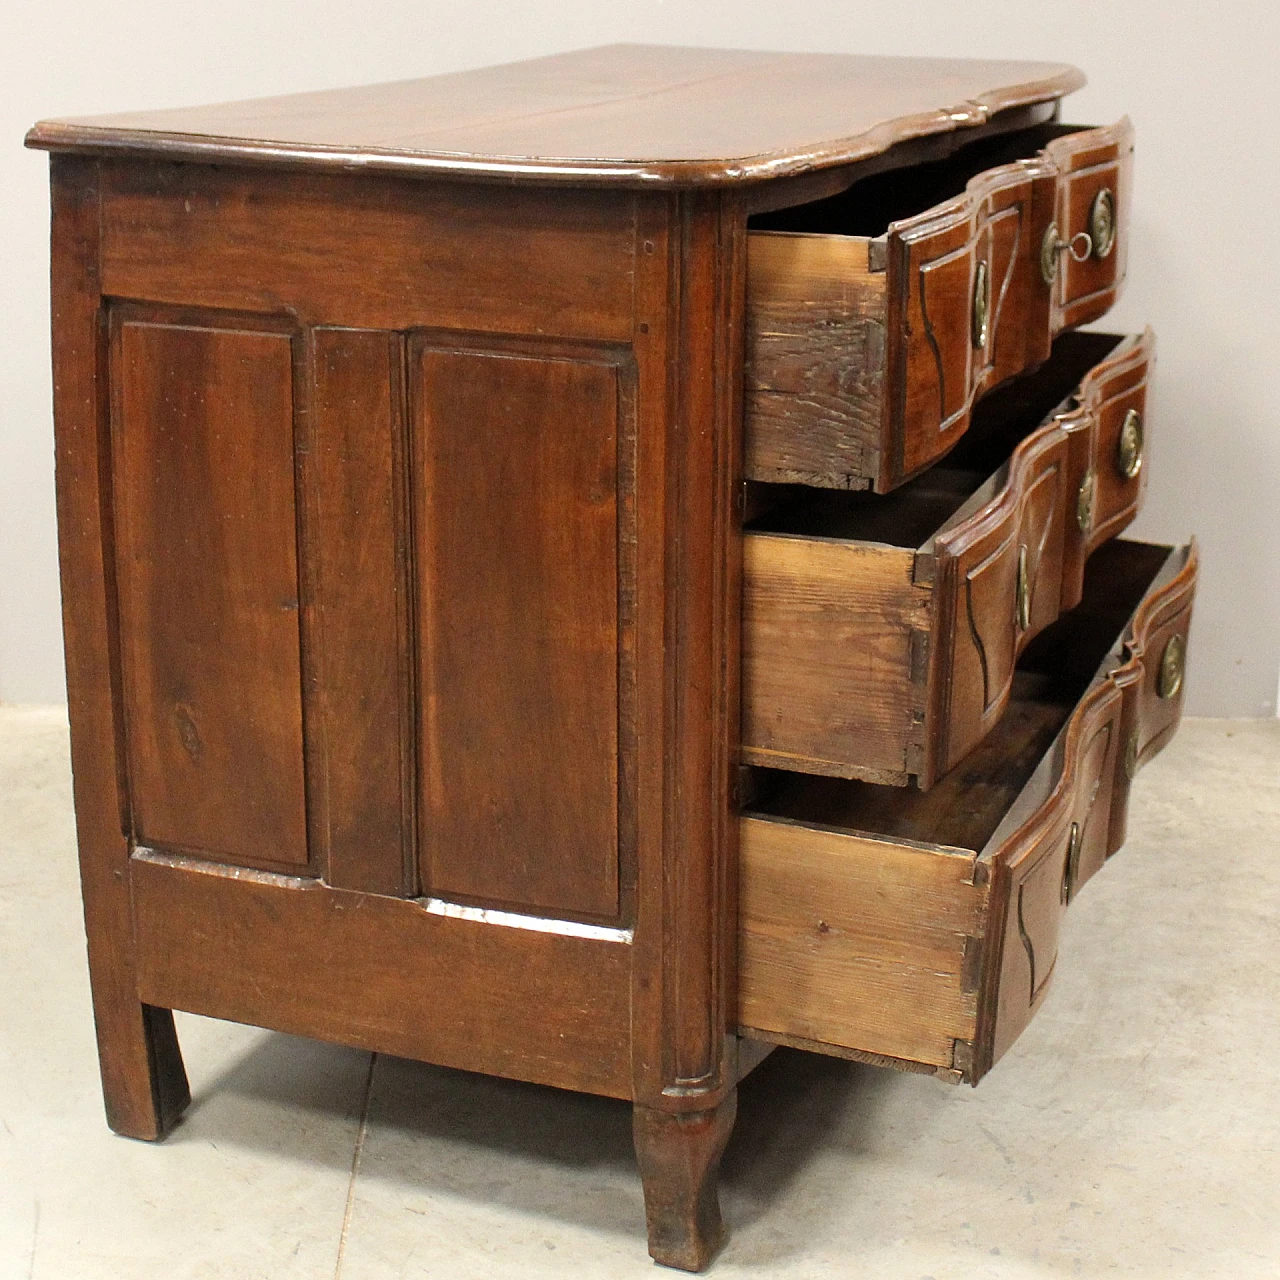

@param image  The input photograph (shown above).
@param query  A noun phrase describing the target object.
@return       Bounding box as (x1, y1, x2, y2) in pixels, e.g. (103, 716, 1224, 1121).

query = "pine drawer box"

(27, 45, 1191, 1272)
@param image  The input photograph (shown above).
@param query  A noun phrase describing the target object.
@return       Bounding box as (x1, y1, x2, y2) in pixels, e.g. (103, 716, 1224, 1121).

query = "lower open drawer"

(737, 538, 1197, 1084)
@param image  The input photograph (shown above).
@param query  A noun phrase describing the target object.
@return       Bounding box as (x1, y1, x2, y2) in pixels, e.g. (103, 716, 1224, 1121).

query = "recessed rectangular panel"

(413, 346, 620, 919)
(112, 313, 308, 868)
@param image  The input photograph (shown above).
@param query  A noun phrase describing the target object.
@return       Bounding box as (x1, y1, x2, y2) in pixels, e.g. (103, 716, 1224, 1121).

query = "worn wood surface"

(744, 120, 1131, 493)
(634, 1092, 738, 1271)
(412, 342, 624, 920)
(739, 819, 986, 1069)
(130, 849, 634, 1097)
(742, 536, 928, 784)
(95, 163, 637, 340)
(309, 328, 413, 896)
(744, 234, 886, 489)
(43, 139, 749, 1266)
(26, 45, 1083, 187)
(743, 330, 1152, 788)
(740, 540, 1197, 1083)
(35, 52, 1164, 1268)
(110, 306, 309, 871)
(49, 155, 192, 1141)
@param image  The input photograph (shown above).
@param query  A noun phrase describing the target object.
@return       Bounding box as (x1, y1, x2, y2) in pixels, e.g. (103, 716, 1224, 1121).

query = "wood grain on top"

(25, 43, 1084, 186)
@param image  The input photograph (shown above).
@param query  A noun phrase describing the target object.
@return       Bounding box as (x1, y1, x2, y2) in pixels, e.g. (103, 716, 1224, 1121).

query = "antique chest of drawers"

(27, 45, 1195, 1271)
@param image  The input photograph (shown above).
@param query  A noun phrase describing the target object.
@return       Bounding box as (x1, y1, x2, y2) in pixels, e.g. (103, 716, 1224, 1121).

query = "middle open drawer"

(743, 329, 1153, 789)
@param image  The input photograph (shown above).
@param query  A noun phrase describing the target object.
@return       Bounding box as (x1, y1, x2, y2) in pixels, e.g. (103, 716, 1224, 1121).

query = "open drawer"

(743, 329, 1153, 788)
(738, 538, 1197, 1085)
(746, 118, 1133, 492)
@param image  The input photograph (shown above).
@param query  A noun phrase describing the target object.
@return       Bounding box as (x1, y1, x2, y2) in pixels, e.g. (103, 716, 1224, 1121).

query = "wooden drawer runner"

(738, 538, 1197, 1085)
(744, 329, 1153, 788)
(746, 118, 1132, 492)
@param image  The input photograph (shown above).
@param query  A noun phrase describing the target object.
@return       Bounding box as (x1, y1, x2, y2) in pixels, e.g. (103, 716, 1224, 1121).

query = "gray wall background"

(3, 1, 1277, 714)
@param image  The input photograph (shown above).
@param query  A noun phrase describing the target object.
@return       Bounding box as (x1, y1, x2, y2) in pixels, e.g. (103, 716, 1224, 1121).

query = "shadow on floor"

(171, 1027, 891, 1248)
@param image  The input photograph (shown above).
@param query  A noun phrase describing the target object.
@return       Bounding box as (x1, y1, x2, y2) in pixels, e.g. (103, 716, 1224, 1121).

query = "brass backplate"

(972, 259, 990, 349)
(1090, 188, 1116, 259)
(1016, 544, 1030, 631)
(1117, 408, 1143, 480)
(1061, 820, 1081, 905)
(1041, 223, 1060, 286)
(1158, 633, 1185, 700)
(1076, 469, 1096, 533)
(1124, 726, 1140, 779)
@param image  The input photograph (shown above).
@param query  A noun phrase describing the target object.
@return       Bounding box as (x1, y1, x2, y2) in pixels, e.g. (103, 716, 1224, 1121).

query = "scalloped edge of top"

(24, 57, 1086, 188)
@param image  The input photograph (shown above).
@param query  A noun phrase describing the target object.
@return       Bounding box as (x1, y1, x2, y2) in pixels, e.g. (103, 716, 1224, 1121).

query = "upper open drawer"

(745, 119, 1133, 493)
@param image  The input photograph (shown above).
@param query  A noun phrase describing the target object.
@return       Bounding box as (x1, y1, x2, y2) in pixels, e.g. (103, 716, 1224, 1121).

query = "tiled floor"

(2, 707, 1278, 1278)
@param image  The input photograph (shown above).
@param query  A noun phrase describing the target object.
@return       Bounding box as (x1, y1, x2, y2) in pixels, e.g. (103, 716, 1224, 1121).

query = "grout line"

(334, 1051, 377, 1280)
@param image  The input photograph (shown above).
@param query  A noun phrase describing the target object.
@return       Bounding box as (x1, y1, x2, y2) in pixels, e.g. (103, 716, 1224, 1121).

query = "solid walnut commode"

(27, 46, 1195, 1271)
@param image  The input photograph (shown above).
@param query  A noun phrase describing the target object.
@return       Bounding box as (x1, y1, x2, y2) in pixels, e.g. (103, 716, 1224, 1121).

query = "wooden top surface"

(26, 44, 1084, 187)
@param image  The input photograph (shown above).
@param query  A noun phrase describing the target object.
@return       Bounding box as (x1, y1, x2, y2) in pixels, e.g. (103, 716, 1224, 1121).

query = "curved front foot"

(633, 1089, 737, 1271)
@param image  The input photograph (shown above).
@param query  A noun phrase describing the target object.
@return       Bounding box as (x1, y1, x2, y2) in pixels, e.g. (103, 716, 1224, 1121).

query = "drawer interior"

(744, 537, 1172, 853)
(749, 122, 1089, 237)
(745, 329, 1126, 550)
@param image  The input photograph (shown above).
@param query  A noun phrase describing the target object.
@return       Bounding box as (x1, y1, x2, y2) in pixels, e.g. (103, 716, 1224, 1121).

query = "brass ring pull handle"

(972, 259, 991, 348)
(1116, 408, 1143, 480)
(1015, 544, 1031, 631)
(1040, 224, 1094, 285)
(1089, 188, 1117, 259)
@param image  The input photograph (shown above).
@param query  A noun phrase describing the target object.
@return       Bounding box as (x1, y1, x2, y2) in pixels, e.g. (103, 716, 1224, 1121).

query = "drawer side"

(742, 535, 930, 784)
(738, 818, 987, 1071)
(744, 233, 887, 489)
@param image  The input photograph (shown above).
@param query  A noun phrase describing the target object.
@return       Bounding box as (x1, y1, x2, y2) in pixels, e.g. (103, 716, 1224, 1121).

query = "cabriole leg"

(633, 1089, 737, 1271)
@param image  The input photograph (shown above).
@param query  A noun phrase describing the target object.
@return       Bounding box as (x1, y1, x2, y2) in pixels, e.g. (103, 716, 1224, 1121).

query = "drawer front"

(981, 542, 1196, 1072)
(931, 329, 1154, 782)
(887, 119, 1133, 486)
(932, 424, 1072, 776)
(1107, 542, 1198, 851)
(739, 542, 1198, 1084)
(745, 119, 1134, 494)
(1046, 122, 1133, 331)
(888, 162, 1053, 482)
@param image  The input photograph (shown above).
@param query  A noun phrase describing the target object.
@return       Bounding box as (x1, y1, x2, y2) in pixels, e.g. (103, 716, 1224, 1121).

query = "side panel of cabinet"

(411, 342, 630, 922)
(110, 307, 309, 870)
